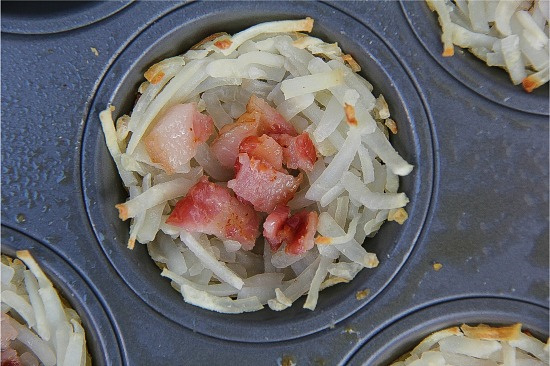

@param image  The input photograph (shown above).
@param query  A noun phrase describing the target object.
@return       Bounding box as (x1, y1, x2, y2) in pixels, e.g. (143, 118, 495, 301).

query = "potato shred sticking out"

(100, 18, 413, 313)
(426, 0, 549, 92)
(1, 251, 91, 366)
(391, 323, 550, 366)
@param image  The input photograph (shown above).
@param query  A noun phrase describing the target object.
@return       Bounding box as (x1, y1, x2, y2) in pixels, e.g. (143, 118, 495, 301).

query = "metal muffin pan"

(1, 1, 548, 365)
(1, 226, 123, 365)
(1, 0, 132, 35)
(348, 297, 549, 365)
(81, 0, 433, 343)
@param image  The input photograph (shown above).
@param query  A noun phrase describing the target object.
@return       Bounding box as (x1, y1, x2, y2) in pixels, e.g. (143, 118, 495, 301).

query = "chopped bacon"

(227, 153, 302, 213)
(247, 95, 297, 136)
(166, 176, 260, 249)
(262, 205, 291, 250)
(210, 110, 261, 169)
(271, 132, 317, 171)
(1, 349, 21, 366)
(144, 103, 213, 174)
(1, 313, 20, 366)
(1, 313, 17, 351)
(239, 134, 284, 171)
(263, 206, 318, 254)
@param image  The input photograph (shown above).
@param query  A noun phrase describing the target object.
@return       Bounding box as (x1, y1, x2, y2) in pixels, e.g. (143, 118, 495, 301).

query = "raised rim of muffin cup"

(347, 296, 549, 365)
(81, 1, 436, 343)
(1, 226, 124, 366)
(0, 0, 132, 35)
(399, 0, 549, 116)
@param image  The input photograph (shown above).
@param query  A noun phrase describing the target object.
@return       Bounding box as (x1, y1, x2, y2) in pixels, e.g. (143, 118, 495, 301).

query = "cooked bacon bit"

(272, 132, 317, 171)
(211, 96, 298, 170)
(284, 210, 318, 255)
(211, 111, 261, 168)
(460, 323, 522, 341)
(214, 39, 233, 50)
(344, 103, 358, 126)
(144, 103, 213, 174)
(228, 154, 302, 213)
(191, 32, 229, 50)
(1, 349, 21, 366)
(442, 47, 454, 57)
(314, 236, 332, 245)
(522, 74, 541, 92)
(1, 313, 18, 349)
(239, 134, 284, 171)
(263, 206, 318, 255)
(342, 54, 361, 72)
(166, 176, 260, 249)
(263, 205, 291, 250)
(1, 313, 21, 366)
(385, 118, 398, 134)
(247, 95, 298, 136)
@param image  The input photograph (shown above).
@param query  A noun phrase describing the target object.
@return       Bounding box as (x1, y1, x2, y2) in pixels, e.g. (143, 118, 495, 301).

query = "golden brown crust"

(191, 32, 230, 50)
(342, 54, 361, 72)
(460, 323, 522, 341)
(344, 104, 358, 126)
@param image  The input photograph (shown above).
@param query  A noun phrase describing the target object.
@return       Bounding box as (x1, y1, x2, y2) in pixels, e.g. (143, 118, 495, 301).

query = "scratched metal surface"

(1, 1, 548, 365)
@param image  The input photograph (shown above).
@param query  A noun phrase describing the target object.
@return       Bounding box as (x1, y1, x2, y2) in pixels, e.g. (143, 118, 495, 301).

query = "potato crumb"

(355, 288, 370, 300)
(388, 208, 408, 224)
(433, 262, 443, 271)
(90, 47, 99, 56)
(385, 118, 398, 134)
(280, 355, 296, 366)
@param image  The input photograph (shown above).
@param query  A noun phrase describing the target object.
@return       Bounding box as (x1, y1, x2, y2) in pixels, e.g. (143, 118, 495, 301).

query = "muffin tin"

(1, 1, 548, 365)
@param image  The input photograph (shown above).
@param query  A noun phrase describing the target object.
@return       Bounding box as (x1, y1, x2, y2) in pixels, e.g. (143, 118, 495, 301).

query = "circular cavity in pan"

(1, 1, 131, 35)
(1, 226, 123, 365)
(81, 1, 435, 342)
(400, 1, 549, 116)
(347, 297, 549, 365)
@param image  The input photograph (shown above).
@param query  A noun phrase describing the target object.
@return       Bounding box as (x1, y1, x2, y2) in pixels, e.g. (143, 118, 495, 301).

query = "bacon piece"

(166, 176, 260, 249)
(210, 110, 261, 169)
(1, 313, 17, 351)
(262, 205, 291, 250)
(239, 134, 284, 171)
(263, 206, 318, 254)
(1, 349, 21, 366)
(271, 132, 317, 171)
(248, 95, 297, 136)
(228, 153, 302, 213)
(1, 313, 20, 366)
(144, 103, 213, 174)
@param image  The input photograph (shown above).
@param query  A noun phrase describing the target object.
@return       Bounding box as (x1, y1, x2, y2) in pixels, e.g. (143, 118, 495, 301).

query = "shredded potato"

(1, 252, 91, 366)
(101, 18, 412, 313)
(427, 0, 549, 91)
(392, 324, 549, 366)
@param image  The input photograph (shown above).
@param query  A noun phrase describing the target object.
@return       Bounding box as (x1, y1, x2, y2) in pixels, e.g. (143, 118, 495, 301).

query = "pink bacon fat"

(239, 134, 284, 172)
(263, 206, 319, 255)
(227, 153, 302, 213)
(144, 103, 213, 174)
(271, 132, 317, 172)
(211, 96, 297, 169)
(166, 176, 260, 250)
